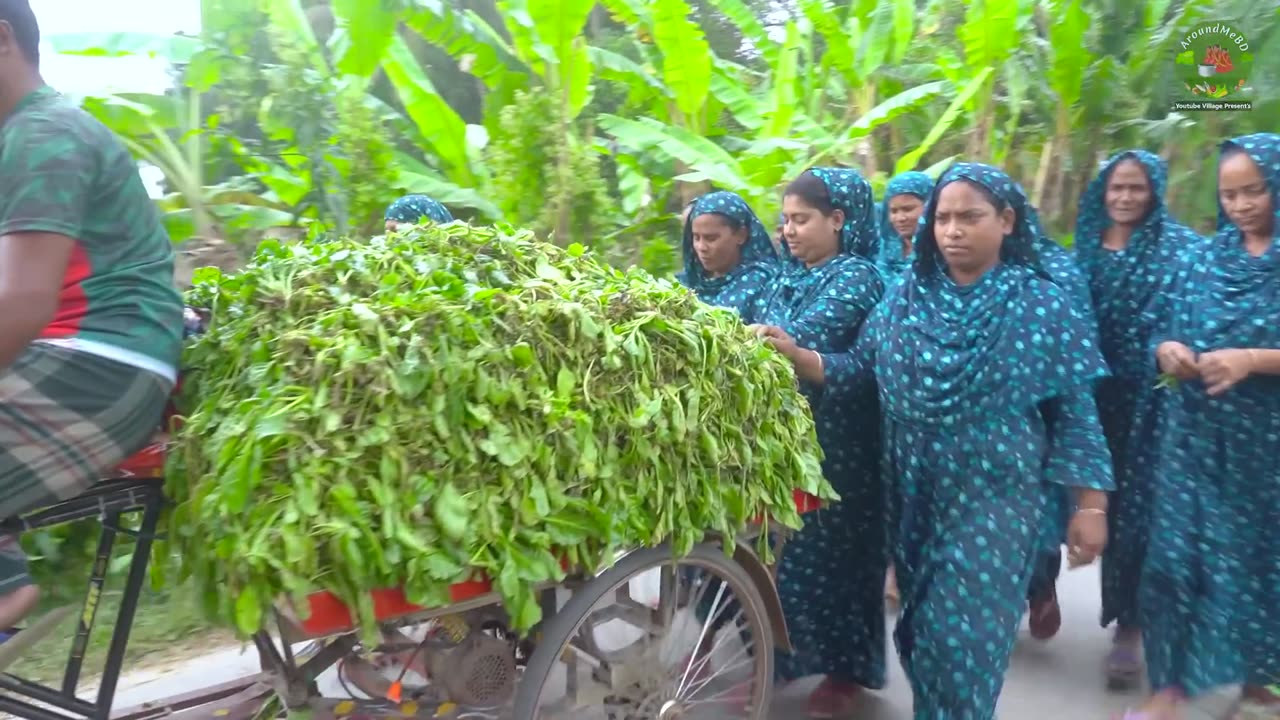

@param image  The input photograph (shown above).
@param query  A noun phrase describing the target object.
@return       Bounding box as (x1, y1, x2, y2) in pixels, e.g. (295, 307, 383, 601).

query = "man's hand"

(0, 232, 75, 368)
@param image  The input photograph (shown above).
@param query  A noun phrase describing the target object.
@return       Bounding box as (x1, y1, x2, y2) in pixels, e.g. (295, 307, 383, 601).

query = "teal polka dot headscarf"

(805, 167, 880, 261)
(1218, 132, 1280, 237)
(914, 162, 1043, 280)
(877, 171, 935, 272)
(384, 194, 454, 225)
(1073, 149, 1203, 380)
(681, 191, 777, 287)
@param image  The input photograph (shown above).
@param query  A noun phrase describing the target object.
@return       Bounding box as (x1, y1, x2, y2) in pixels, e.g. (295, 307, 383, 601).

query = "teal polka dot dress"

(853, 163, 1115, 717)
(756, 167, 889, 690)
(676, 190, 780, 317)
(1072, 150, 1207, 630)
(1140, 132, 1280, 697)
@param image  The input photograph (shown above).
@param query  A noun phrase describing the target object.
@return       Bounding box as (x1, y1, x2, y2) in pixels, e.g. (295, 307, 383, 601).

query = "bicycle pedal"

(0, 605, 75, 672)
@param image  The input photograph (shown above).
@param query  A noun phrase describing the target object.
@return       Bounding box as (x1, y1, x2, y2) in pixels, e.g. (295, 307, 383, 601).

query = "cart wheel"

(513, 542, 774, 720)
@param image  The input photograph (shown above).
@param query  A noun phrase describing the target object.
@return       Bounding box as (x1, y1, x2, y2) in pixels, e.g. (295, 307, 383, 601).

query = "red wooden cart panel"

(294, 488, 824, 637)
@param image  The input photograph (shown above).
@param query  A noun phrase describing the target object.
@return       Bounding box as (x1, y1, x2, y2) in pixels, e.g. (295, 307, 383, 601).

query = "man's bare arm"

(0, 233, 75, 368)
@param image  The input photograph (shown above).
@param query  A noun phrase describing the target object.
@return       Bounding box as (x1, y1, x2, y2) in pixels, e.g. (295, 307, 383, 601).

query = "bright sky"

(40, 0, 199, 95)
(39, 0, 201, 195)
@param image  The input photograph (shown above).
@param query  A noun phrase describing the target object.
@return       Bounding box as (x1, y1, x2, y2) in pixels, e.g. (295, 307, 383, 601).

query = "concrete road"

(762, 557, 1234, 719)
(101, 556, 1241, 719)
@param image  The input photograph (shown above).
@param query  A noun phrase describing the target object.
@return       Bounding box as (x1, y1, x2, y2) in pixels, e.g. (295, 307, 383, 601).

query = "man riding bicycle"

(0, 0, 184, 638)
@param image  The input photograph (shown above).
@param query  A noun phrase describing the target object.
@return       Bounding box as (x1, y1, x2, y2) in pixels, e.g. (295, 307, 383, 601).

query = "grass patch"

(8, 579, 237, 685)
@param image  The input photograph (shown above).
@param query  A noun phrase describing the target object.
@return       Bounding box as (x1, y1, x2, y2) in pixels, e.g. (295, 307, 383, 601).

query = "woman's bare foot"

(807, 676, 862, 719)
(884, 566, 900, 612)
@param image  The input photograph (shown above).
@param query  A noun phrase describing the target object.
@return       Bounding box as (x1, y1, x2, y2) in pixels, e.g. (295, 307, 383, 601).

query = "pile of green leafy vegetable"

(163, 223, 833, 637)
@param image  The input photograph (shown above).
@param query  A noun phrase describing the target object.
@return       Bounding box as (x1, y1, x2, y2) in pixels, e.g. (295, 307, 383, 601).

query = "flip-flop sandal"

(1028, 589, 1062, 640)
(1106, 643, 1143, 689)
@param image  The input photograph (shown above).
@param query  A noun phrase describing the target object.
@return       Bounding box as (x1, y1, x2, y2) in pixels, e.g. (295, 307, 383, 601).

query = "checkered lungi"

(0, 343, 171, 593)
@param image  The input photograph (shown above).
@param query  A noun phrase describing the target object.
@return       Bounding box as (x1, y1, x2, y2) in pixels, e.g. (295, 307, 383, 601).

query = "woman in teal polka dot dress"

(876, 171, 934, 283)
(1127, 133, 1280, 720)
(1071, 150, 1207, 688)
(749, 168, 887, 718)
(677, 190, 780, 317)
(875, 171, 933, 612)
(838, 163, 1114, 718)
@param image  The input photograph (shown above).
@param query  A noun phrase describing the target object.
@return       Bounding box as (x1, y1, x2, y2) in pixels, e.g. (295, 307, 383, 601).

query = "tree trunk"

(1063, 134, 1103, 232)
(1031, 137, 1056, 211)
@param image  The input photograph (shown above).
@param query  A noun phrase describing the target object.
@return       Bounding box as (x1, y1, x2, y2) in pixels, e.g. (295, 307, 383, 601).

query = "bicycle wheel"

(512, 542, 774, 720)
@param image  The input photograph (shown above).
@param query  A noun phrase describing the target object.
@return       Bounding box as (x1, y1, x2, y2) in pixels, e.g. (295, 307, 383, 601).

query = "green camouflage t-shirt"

(0, 87, 183, 374)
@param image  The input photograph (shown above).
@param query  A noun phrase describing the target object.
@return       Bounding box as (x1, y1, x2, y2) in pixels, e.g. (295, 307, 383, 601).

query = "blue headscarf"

(875, 162, 1109, 425)
(1073, 150, 1204, 379)
(385, 194, 454, 225)
(1176, 133, 1280, 353)
(794, 167, 880, 262)
(1218, 133, 1280, 237)
(755, 167, 883, 351)
(876, 171, 934, 275)
(678, 191, 779, 314)
(911, 163, 1043, 280)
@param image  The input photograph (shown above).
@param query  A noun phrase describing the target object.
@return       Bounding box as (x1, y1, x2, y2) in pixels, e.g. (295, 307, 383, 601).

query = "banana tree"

(395, 0, 610, 236)
(932, 0, 1024, 158)
(80, 92, 295, 244)
(1029, 0, 1091, 217)
(52, 31, 295, 244)
(596, 37, 949, 222)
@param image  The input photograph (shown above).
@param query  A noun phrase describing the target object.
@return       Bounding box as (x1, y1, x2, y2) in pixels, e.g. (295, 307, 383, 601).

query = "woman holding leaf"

(835, 163, 1113, 718)
(676, 191, 780, 317)
(1127, 133, 1280, 720)
(748, 167, 887, 718)
(1070, 149, 1206, 688)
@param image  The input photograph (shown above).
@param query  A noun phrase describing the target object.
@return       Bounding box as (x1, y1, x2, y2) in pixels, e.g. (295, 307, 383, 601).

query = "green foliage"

(327, 86, 403, 235)
(50, 0, 1280, 250)
(485, 90, 611, 246)
(167, 224, 832, 638)
(484, 91, 553, 228)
